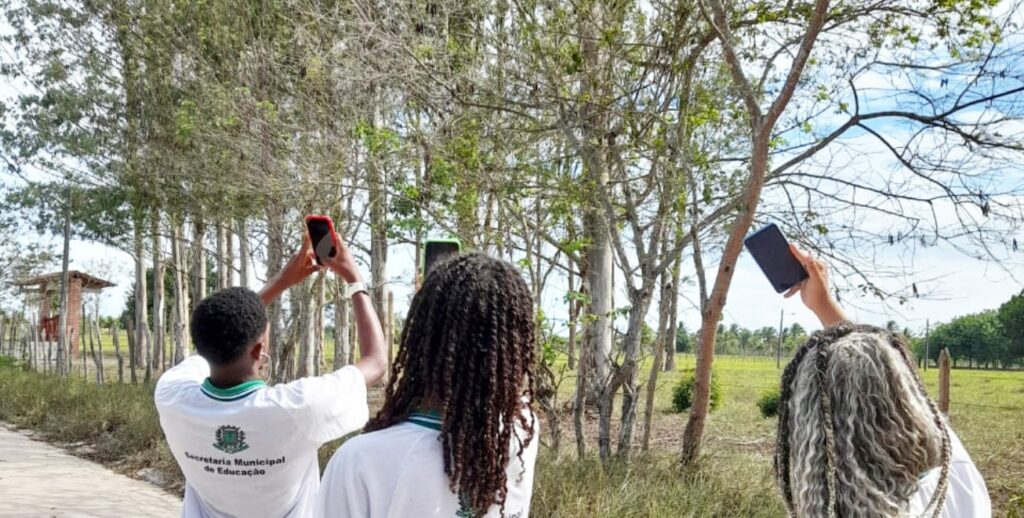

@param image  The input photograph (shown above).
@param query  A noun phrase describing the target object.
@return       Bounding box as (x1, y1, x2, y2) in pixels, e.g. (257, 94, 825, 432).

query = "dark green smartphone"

(421, 239, 461, 278)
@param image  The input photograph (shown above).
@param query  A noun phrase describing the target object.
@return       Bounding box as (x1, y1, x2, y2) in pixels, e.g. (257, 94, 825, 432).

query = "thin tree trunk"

(192, 216, 207, 302)
(573, 329, 590, 460)
(385, 289, 394, 372)
(80, 304, 87, 378)
(226, 222, 235, 287)
(333, 279, 351, 369)
(266, 210, 286, 382)
(643, 268, 675, 451)
(171, 221, 189, 364)
(237, 218, 251, 289)
(89, 317, 102, 384)
(152, 216, 165, 374)
(126, 316, 137, 383)
(296, 280, 314, 379)
(133, 217, 148, 373)
(112, 323, 124, 383)
(56, 193, 72, 377)
(315, 273, 326, 376)
(349, 313, 357, 366)
(664, 268, 681, 372)
(615, 287, 656, 457)
(566, 272, 577, 370)
(216, 221, 228, 290)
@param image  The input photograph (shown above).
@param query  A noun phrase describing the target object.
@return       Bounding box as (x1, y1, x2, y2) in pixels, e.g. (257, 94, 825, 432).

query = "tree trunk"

(386, 289, 394, 373)
(56, 192, 72, 377)
(578, 0, 615, 462)
(237, 218, 251, 289)
(171, 221, 189, 363)
(112, 323, 124, 383)
(217, 222, 228, 290)
(89, 317, 103, 384)
(266, 209, 286, 382)
(151, 216, 165, 373)
(616, 286, 656, 457)
(664, 253, 682, 372)
(681, 132, 772, 464)
(573, 329, 589, 460)
(333, 279, 351, 369)
(125, 316, 137, 383)
(567, 272, 577, 371)
(296, 280, 315, 379)
(643, 268, 675, 451)
(133, 217, 148, 375)
(226, 222, 235, 287)
(192, 216, 207, 302)
(315, 273, 326, 376)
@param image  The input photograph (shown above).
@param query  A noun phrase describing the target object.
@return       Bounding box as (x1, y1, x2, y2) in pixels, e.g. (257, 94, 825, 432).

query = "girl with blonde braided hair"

(776, 246, 990, 517)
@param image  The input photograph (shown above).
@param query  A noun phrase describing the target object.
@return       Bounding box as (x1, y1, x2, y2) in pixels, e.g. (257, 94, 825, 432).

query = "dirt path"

(0, 423, 181, 517)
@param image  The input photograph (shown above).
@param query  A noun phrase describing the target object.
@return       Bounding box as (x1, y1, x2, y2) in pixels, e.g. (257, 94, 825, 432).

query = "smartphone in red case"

(305, 214, 337, 265)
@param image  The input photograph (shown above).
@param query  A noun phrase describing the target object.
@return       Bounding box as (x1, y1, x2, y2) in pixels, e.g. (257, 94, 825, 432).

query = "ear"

(249, 341, 263, 361)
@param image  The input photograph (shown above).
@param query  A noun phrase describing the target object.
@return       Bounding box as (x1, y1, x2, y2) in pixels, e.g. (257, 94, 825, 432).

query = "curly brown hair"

(365, 253, 537, 516)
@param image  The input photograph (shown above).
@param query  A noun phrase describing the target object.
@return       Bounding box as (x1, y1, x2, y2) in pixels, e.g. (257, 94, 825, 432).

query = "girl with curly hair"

(317, 253, 538, 518)
(777, 246, 990, 517)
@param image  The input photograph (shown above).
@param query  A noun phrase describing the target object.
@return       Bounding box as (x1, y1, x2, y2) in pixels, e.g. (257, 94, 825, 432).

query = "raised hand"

(321, 232, 363, 284)
(785, 244, 846, 328)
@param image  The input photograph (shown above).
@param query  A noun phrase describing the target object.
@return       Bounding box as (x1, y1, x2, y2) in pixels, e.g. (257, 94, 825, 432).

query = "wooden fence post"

(938, 348, 951, 415)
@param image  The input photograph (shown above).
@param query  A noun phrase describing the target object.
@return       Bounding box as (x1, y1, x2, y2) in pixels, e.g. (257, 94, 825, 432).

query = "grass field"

(0, 348, 1021, 516)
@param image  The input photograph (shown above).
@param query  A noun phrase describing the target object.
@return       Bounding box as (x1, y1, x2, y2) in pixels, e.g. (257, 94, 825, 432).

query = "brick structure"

(17, 271, 114, 357)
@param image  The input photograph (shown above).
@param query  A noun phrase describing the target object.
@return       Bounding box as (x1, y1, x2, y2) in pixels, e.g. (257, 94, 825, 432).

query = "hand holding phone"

(305, 215, 337, 265)
(786, 245, 846, 327)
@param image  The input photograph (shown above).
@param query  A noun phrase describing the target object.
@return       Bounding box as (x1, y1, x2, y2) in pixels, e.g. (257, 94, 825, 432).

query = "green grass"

(0, 354, 1021, 516)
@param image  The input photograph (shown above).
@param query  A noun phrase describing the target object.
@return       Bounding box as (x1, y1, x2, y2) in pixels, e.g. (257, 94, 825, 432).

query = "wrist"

(336, 269, 363, 284)
(812, 300, 846, 328)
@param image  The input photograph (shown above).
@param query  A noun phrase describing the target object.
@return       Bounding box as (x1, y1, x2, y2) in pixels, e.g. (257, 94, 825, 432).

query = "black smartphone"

(305, 215, 337, 265)
(422, 239, 461, 278)
(743, 224, 808, 293)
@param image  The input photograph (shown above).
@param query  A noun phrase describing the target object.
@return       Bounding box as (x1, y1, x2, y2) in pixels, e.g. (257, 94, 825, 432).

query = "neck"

(208, 363, 260, 388)
(418, 394, 445, 414)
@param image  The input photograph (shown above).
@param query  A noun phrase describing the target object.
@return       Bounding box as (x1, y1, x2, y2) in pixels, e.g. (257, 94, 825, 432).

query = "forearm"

(351, 291, 387, 386)
(812, 299, 847, 328)
(259, 273, 291, 306)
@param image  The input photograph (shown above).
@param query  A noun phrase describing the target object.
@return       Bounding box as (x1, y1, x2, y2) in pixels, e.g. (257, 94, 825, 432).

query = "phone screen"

(306, 218, 335, 265)
(423, 241, 461, 278)
(743, 224, 808, 293)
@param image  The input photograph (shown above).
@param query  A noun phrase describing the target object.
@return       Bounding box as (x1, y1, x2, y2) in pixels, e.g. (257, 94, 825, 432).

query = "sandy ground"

(0, 423, 181, 518)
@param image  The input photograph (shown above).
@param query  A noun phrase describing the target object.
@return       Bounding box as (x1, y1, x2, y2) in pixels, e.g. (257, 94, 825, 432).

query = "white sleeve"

(154, 355, 209, 406)
(316, 443, 371, 518)
(271, 365, 369, 445)
(944, 430, 992, 517)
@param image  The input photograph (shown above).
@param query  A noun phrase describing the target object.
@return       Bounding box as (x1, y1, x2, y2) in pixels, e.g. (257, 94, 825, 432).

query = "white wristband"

(344, 281, 368, 299)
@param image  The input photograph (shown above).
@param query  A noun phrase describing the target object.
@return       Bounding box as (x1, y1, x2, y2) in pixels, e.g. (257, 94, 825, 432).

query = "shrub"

(671, 369, 722, 413)
(756, 387, 781, 418)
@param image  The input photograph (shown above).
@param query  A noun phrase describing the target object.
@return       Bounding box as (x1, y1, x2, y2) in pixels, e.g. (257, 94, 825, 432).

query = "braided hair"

(365, 253, 536, 517)
(774, 322, 952, 517)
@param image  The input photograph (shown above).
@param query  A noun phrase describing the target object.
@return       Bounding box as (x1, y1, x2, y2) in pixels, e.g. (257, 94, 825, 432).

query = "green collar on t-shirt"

(407, 410, 443, 431)
(200, 378, 266, 402)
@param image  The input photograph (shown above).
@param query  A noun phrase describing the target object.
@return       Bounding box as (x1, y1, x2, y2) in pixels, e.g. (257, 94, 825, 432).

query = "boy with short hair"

(156, 234, 386, 518)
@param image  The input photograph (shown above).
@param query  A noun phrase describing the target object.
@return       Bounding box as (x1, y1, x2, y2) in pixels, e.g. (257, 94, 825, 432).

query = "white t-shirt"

(908, 428, 991, 517)
(155, 355, 369, 518)
(317, 411, 539, 518)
